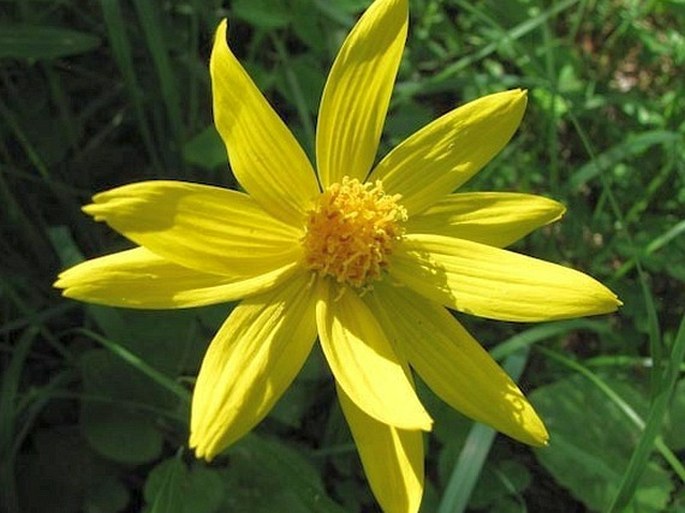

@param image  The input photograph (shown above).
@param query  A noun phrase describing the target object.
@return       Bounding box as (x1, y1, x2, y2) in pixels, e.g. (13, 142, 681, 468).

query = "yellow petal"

(190, 272, 317, 460)
(369, 90, 527, 215)
(54, 247, 298, 308)
(391, 234, 621, 322)
(316, 0, 408, 187)
(367, 284, 548, 446)
(83, 180, 301, 276)
(337, 385, 424, 513)
(315, 280, 432, 431)
(405, 192, 565, 247)
(211, 20, 320, 224)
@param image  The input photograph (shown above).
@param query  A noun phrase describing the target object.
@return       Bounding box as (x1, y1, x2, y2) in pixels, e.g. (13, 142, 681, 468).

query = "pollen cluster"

(302, 177, 407, 289)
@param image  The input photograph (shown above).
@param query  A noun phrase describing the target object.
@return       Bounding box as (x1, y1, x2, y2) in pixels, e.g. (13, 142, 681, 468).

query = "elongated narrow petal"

(190, 272, 317, 460)
(337, 385, 424, 513)
(367, 284, 548, 446)
(316, 281, 432, 430)
(405, 192, 565, 247)
(54, 247, 298, 308)
(211, 20, 319, 224)
(316, 0, 408, 187)
(369, 90, 527, 215)
(391, 234, 621, 322)
(83, 181, 301, 277)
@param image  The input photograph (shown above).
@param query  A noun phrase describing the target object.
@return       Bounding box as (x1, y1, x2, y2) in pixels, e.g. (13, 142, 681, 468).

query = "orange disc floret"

(302, 177, 407, 288)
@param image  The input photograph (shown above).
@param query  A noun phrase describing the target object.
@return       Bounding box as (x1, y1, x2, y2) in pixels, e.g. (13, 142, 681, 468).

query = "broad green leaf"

(79, 349, 179, 464)
(84, 477, 130, 513)
(144, 458, 224, 513)
(268, 377, 316, 429)
(468, 460, 531, 510)
(530, 375, 673, 513)
(81, 402, 164, 465)
(16, 427, 114, 513)
(182, 126, 227, 170)
(50, 225, 207, 375)
(0, 25, 100, 59)
(85, 305, 206, 375)
(221, 434, 347, 513)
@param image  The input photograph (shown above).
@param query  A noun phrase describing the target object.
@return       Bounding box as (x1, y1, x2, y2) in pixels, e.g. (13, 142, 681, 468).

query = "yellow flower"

(55, 0, 621, 511)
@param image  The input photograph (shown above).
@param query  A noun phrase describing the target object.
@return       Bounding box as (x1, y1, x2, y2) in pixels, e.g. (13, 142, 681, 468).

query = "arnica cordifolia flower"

(55, 0, 621, 511)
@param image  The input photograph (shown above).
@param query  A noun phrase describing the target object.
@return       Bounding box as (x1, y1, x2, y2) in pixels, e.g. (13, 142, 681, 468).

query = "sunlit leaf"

(531, 375, 673, 513)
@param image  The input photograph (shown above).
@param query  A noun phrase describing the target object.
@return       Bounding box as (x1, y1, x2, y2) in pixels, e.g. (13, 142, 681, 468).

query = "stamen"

(302, 177, 406, 288)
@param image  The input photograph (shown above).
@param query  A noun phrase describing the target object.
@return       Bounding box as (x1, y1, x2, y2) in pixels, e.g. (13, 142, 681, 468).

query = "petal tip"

(419, 413, 434, 432)
(531, 425, 550, 447)
(189, 433, 215, 462)
(599, 285, 622, 312)
(81, 203, 101, 219)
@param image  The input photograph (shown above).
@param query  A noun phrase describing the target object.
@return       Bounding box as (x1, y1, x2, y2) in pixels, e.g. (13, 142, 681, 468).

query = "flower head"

(55, 0, 621, 511)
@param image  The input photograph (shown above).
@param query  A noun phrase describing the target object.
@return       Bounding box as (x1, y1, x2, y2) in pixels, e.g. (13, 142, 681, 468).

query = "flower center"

(302, 177, 406, 289)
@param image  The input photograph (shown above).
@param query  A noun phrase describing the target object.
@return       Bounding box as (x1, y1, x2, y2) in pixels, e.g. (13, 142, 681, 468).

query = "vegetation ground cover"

(1, 0, 683, 511)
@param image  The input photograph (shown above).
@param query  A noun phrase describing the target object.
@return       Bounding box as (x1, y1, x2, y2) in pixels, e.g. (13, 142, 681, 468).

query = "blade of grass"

(43, 391, 188, 424)
(132, 0, 184, 165)
(99, 0, 163, 172)
(438, 348, 532, 513)
(437, 422, 496, 513)
(624, 149, 677, 225)
(568, 130, 681, 191)
(567, 111, 664, 394)
(397, 0, 578, 100)
(271, 34, 315, 158)
(490, 319, 616, 361)
(76, 328, 190, 404)
(0, 98, 50, 180)
(0, 165, 50, 264)
(0, 300, 77, 335)
(538, 346, 685, 487)
(1, 280, 72, 362)
(12, 370, 77, 459)
(613, 219, 685, 280)
(607, 314, 685, 511)
(541, 12, 560, 193)
(0, 327, 37, 513)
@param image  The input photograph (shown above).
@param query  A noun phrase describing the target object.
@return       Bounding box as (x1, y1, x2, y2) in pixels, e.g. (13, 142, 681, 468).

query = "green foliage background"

(1, 0, 684, 512)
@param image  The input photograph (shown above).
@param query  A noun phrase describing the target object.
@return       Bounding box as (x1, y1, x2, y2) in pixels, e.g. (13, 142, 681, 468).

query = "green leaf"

(275, 55, 325, 116)
(530, 374, 673, 513)
(664, 379, 685, 450)
(384, 102, 436, 144)
(50, 225, 208, 376)
(84, 306, 205, 377)
(84, 477, 130, 513)
(568, 130, 682, 189)
(144, 457, 224, 513)
(232, 0, 291, 29)
(79, 349, 179, 464)
(182, 126, 228, 170)
(468, 460, 531, 509)
(16, 427, 115, 513)
(221, 434, 347, 513)
(81, 402, 164, 465)
(0, 25, 100, 59)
